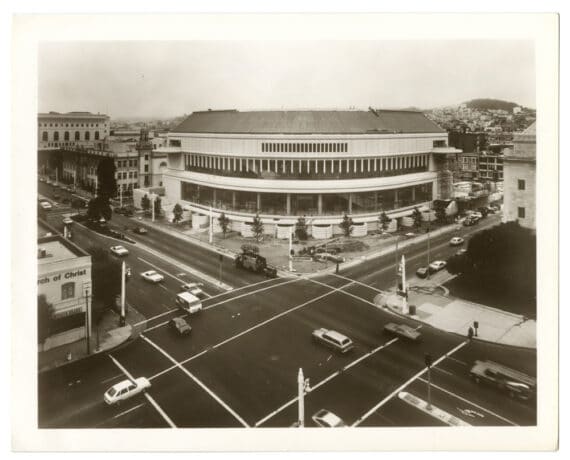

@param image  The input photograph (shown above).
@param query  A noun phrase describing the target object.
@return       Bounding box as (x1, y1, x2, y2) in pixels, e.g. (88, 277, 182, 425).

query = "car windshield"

(108, 387, 118, 397)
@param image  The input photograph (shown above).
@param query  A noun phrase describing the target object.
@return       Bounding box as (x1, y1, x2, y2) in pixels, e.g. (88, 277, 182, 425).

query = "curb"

(373, 293, 536, 350)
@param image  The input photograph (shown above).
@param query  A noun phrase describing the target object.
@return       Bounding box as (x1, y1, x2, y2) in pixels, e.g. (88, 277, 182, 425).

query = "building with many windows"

(503, 122, 536, 230)
(38, 111, 110, 151)
(159, 109, 460, 237)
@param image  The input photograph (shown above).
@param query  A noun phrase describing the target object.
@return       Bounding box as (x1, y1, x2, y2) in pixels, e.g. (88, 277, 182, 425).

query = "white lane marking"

(416, 377, 518, 426)
(145, 393, 177, 428)
(142, 335, 249, 427)
(306, 276, 380, 309)
(133, 242, 233, 290)
(108, 354, 176, 429)
(255, 336, 401, 427)
(330, 273, 387, 294)
(132, 278, 296, 328)
(100, 374, 125, 385)
(433, 366, 454, 377)
(352, 340, 469, 426)
(203, 278, 301, 311)
(150, 281, 356, 381)
(138, 257, 188, 286)
(113, 403, 145, 420)
(448, 356, 468, 366)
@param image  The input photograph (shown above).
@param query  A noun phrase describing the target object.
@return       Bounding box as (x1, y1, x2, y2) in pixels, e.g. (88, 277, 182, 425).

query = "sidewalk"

(38, 304, 147, 373)
(375, 273, 536, 349)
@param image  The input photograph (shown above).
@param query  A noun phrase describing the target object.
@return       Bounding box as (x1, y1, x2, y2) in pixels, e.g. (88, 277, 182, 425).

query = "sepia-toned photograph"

(11, 12, 559, 452)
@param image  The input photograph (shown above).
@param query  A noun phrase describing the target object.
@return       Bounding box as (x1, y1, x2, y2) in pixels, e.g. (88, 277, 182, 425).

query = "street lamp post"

(209, 206, 213, 244)
(120, 261, 126, 327)
(289, 228, 294, 272)
(151, 193, 155, 222)
(84, 289, 91, 355)
(297, 368, 310, 427)
(425, 353, 433, 410)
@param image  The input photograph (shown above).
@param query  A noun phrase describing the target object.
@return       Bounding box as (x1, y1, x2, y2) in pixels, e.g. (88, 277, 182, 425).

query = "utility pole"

(151, 193, 155, 222)
(289, 228, 293, 272)
(209, 206, 213, 244)
(120, 261, 126, 327)
(401, 255, 408, 315)
(85, 289, 91, 355)
(425, 353, 433, 410)
(297, 368, 310, 427)
(119, 186, 123, 208)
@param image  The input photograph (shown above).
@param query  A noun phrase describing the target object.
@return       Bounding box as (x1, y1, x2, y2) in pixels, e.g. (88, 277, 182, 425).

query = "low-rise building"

(38, 220, 92, 352)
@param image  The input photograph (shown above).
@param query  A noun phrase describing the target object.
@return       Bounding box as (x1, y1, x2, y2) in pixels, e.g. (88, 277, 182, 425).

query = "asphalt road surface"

(38, 180, 535, 429)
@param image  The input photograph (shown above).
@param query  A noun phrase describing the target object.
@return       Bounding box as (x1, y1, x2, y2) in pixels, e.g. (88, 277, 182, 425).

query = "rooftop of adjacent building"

(38, 220, 90, 264)
(172, 108, 445, 135)
(38, 111, 110, 120)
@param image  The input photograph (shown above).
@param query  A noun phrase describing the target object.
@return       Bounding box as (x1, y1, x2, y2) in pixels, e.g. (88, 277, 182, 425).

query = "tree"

(86, 196, 112, 222)
(172, 203, 184, 224)
(38, 294, 53, 344)
(153, 196, 162, 217)
(96, 157, 117, 200)
(218, 212, 230, 238)
(379, 211, 392, 232)
(88, 247, 122, 320)
(340, 213, 353, 237)
(295, 216, 308, 241)
(434, 201, 448, 224)
(412, 207, 423, 229)
(141, 194, 151, 214)
(251, 213, 264, 242)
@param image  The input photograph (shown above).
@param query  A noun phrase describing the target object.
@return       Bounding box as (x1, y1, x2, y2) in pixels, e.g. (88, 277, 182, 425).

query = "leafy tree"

(141, 194, 151, 213)
(218, 212, 230, 238)
(251, 213, 264, 242)
(172, 203, 184, 224)
(38, 294, 53, 344)
(295, 216, 308, 241)
(433, 201, 448, 224)
(96, 157, 117, 200)
(241, 243, 259, 254)
(86, 196, 112, 222)
(412, 207, 423, 229)
(153, 196, 162, 217)
(88, 247, 122, 320)
(340, 213, 353, 237)
(379, 211, 392, 232)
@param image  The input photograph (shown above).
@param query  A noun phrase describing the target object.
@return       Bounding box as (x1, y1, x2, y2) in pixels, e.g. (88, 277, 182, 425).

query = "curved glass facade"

(180, 182, 432, 216)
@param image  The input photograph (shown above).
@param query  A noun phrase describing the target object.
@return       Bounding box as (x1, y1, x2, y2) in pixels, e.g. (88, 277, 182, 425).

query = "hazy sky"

(38, 41, 535, 119)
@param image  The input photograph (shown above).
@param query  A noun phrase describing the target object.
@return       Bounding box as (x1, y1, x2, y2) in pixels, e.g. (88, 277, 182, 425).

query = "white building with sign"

(38, 222, 92, 351)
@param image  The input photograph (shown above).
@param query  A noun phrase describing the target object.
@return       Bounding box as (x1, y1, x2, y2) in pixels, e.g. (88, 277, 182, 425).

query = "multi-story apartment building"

(503, 122, 536, 230)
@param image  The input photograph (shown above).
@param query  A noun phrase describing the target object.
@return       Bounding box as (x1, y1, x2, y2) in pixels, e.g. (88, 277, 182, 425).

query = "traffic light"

(424, 353, 432, 368)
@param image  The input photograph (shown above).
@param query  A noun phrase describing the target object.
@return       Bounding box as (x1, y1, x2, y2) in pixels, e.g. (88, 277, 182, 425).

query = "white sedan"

(141, 270, 164, 283)
(104, 377, 151, 405)
(180, 282, 206, 298)
(110, 245, 129, 256)
(39, 201, 52, 210)
(429, 260, 447, 273)
(449, 237, 465, 246)
(312, 409, 346, 427)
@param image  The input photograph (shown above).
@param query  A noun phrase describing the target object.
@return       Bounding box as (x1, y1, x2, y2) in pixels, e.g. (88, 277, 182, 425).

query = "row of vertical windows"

(261, 142, 348, 153)
(117, 171, 138, 179)
(117, 159, 138, 168)
(40, 122, 104, 127)
(183, 153, 429, 180)
(42, 131, 100, 142)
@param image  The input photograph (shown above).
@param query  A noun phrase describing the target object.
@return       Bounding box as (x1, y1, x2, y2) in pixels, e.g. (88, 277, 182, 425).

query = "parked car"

(416, 267, 429, 278)
(312, 328, 354, 353)
(169, 317, 192, 336)
(312, 409, 346, 428)
(141, 270, 164, 283)
(263, 265, 278, 278)
(428, 260, 447, 273)
(470, 211, 483, 220)
(133, 226, 148, 234)
(383, 322, 422, 342)
(180, 282, 206, 299)
(110, 245, 129, 257)
(104, 377, 151, 405)
(456, 248, 468, 256)
(62, 217, 73, 225)
(449, 237, 465, 246)
(463, 217, 479, 227)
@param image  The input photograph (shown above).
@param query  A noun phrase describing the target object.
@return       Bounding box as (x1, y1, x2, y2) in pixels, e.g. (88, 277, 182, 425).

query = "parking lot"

(39, 273, 536, 429)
